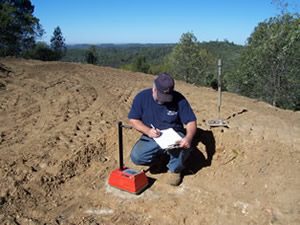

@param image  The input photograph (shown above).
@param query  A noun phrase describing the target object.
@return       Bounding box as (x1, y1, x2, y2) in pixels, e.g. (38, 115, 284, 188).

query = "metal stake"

(207, 59, 228, 128)
(217, 59, 222, 119)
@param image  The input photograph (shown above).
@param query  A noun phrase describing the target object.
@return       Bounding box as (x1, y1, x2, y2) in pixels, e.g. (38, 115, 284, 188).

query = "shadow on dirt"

(183, 127, 216, 176)
(138, 127, 215, 189)
(145, 127, 216, 177)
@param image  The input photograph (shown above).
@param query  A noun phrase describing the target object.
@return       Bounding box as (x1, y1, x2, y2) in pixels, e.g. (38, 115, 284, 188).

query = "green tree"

(231, 13, 300, 109)
(168, 32, 214, 85)
(132, 55, 150, 73)
(85, 45, 98, 64)
(50, 26, 66, 60)
(0, 0, 43, 56)
(27, 42, 57, 61)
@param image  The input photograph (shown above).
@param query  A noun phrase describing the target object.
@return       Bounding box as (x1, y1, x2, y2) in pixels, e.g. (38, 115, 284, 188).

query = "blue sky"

(31, 0, 299, 45)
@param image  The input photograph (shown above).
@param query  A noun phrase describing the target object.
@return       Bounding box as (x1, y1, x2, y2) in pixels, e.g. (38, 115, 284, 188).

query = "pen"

(150, 124, 161, 136)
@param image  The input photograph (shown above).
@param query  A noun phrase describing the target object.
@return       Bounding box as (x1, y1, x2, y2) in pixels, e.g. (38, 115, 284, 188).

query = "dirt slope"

(0, 58, 299, 225)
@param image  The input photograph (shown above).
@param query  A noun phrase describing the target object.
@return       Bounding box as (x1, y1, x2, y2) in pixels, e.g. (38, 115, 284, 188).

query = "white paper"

(153, 128, 182, 149)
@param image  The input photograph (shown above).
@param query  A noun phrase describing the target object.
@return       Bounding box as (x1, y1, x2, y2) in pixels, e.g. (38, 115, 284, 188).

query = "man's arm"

(179, 120, 197, 149)
(129, 119, 160, 138)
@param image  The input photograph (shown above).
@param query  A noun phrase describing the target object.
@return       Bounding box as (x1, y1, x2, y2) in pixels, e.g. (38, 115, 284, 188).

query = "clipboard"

(153, 128, 182, 150)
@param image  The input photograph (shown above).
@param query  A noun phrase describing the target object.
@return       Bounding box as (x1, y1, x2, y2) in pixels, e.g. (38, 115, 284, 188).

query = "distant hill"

(200, 41, 244, 83)
(63, 42, 244, 76)
(63, 43, 175, 68)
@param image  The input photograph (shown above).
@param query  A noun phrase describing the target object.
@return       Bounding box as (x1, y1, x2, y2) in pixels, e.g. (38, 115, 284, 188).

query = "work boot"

(165, 172, 182, 186)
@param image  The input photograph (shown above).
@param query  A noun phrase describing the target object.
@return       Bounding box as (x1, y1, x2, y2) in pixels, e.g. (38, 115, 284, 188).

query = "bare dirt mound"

(0, 58, 299, 225)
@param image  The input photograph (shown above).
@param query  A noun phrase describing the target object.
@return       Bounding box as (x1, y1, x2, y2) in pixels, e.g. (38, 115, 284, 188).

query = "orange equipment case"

(108, 122, 148, 194)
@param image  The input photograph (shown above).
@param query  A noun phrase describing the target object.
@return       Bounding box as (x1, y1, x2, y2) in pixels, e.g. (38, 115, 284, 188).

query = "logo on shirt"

(167, 110, 178, 116)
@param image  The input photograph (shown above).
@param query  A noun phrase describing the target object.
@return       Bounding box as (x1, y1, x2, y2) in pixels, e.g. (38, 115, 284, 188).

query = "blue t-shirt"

(128, 88, 196, 132)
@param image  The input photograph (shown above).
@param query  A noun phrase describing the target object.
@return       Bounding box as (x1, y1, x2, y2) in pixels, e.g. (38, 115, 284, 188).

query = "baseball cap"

(154, 73, 174, 102)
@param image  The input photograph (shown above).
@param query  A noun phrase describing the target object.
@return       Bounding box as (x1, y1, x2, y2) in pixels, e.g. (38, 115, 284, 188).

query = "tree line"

(64, 41, 242, 88)
(0, 0, 299, 110)
(0, 0, 66, 60)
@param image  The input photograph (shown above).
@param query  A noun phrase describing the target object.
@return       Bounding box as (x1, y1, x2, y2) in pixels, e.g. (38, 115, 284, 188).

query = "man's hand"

(129, 119, 161, 138)
(148, 127, 161, 138)
(179, 136, 192, 149)
(179, 120, 197, 149)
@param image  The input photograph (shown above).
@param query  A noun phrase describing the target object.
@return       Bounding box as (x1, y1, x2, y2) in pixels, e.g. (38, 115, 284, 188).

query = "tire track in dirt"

(0, 73, 43, 150)
(0, 61, 113, 224)
(2, 61, 111, 223)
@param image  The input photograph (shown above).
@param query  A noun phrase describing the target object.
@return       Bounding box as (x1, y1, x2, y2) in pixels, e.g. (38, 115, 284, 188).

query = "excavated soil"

(0, 58, 299, 225)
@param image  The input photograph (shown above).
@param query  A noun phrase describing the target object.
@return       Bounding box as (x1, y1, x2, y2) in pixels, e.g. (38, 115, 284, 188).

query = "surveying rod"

(217, 59, 222, 119)
(118, 121, 124, 170)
